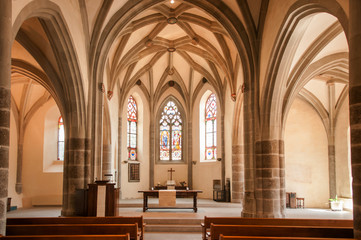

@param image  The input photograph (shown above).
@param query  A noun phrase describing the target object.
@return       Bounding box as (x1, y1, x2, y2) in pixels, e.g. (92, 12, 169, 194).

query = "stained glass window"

(57, 116, 64, 161)
(205, 93, 217, 160)
(127, 96, 137, 161)
(160, 100, 182, 161)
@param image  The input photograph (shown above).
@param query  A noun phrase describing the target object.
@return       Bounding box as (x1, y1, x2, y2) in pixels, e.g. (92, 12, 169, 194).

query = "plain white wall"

(285, 97, 329, 208)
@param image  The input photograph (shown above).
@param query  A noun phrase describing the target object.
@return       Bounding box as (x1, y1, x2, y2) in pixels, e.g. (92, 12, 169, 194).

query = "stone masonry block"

(351, 128, 361, 144)
(68, 138, 85, 150)
(351, 145, 361, 164)
(68, 165, 84, 178)
(349, 85, 361, 105)
(0, 109, 9, 128)
(263, 189, 280, 199)
(0, 128, 9, 146)
(0, 199, 5, 218)
(0, 87, 10, 109)
(262, 155, 280, 168)
(0, 147, 8, 168)
(262, 178, 280, 189)
(352, 164, 361, 183)
(261, 140, 279, 154)
(0, 170, 8, 198)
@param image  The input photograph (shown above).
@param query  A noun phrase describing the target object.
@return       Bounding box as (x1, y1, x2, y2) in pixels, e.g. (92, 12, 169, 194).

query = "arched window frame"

(205, 93, 217, 160)
(156, 97, 186, 163)
(57, 116, 64, 161)
(127, 95, 138, 161)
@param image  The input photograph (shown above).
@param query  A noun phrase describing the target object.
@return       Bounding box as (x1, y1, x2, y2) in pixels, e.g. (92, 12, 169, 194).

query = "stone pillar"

(0, 0, 11, 235)
(232, 144, 244, 203)
(349, 0, 361, 237)
(61, 138, 87, 216)
(278, 140, 285, 216)
(327, 81, 337, 199)
(149, 106, 155, 189)
(221, 114, 226, 189)
(187, 121, 193, 189)
(117, 116, 122, 197)
(102, 144, 113, 180)
(241, 95, 256, 217)
(255, 140, 283, 218)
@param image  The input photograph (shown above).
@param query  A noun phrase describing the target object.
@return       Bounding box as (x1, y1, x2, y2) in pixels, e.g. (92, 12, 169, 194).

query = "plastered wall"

(9, 100, 63, 208)
(285, 98, 330, 208)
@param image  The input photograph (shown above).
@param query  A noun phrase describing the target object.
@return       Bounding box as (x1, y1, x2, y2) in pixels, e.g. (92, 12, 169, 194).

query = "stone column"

(255, 140, 283, 218)
(117, 116, 122, 197)
(187, 121, 193, 189)
(349, 0, 361, 237)
(327, 81, 336, 199)
(102, 144, 113, 180)
(61, 138, 87, 216)
(0, 0, 11, 235)
(241, 90, 256, 217)
(232, 144, 244, 203)
(221, 114, 226, 189)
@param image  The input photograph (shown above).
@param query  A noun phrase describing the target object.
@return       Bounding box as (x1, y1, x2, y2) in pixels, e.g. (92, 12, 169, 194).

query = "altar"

(138, 190, 202, 212)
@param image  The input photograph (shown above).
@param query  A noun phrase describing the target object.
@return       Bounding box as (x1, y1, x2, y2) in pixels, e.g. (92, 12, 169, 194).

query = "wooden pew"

(7, 217, 144, 240)
(219, 235, 355, 240)
(202, 217, 353, 240)
(0, 234, 130, 240)
(6, 224, 139, 240)
(210, 224, 354, 240)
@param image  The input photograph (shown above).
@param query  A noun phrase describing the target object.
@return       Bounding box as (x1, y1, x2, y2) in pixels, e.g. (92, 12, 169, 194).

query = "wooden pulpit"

(87, 181, 119, 216)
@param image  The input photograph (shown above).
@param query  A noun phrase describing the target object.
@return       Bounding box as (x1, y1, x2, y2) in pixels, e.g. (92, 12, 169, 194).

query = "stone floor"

(6, 198, 353, 240)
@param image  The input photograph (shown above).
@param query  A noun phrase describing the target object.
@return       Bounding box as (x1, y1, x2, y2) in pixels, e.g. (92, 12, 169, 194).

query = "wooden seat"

(7, 217, 144, 240)
(6, 224, 139, 240)
(201, 217, 354, 240)
(0, 234, 130, 240)
(210, 224, 354, 240)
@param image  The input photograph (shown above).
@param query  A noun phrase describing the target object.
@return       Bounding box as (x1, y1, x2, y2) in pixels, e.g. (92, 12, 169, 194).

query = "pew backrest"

(210, 224, 354, 240)
(6, 224, 139, 240)
(218, 234, 355, 240)
(7, 217, 143, 240)
(202, 217, 353, 240)
(0, 234, 130, 240)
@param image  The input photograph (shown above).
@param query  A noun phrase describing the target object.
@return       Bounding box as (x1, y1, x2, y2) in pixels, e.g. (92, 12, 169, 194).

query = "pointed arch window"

(159, 100, 183, 161)
(57, 116, 65, 161)
(205, 93, 217, 160)
(127, 96, 137, 161)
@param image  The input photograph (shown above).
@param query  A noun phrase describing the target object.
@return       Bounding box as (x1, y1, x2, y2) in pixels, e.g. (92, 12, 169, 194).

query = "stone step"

(144, 218, 202, 225)
(145, 224, 202, 232)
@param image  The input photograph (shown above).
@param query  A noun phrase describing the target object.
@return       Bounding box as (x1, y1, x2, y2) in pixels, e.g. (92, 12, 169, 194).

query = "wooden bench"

(7, 217, 144, 240)
(0, 234, 130, 240)
(219, 235, 355, 240)
(210, 224, 354, 240)
(6, 224, 139, 240)
(202, 217, 353, 240)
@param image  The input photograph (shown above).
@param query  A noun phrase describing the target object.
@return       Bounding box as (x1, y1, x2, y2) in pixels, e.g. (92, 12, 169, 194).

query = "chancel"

(1, 0, 361, 239)
(166, 168, 176, 189)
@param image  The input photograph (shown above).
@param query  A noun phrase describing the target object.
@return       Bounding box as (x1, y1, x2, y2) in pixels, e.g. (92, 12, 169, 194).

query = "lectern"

(87, 180, 119, 216)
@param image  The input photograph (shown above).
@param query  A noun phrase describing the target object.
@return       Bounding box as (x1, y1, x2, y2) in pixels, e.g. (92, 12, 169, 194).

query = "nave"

(6, 199, 353, 240)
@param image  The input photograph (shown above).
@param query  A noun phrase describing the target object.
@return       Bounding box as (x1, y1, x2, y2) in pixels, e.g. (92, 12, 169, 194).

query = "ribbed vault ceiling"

(106, 1, 240, 98)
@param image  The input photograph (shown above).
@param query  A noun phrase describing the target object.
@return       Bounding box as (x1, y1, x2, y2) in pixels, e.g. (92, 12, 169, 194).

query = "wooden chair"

(201, 217, 353, 240)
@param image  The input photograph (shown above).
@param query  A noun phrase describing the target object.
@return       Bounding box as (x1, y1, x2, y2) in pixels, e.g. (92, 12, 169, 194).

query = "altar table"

(138, 190, 203, 212)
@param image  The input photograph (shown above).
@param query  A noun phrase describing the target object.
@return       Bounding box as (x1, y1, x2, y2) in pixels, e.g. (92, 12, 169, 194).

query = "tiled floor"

(6, 199, 353, 240)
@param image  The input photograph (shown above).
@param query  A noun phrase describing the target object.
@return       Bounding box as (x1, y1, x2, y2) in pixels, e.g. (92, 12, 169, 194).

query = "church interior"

(1, 0, 361, 238)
